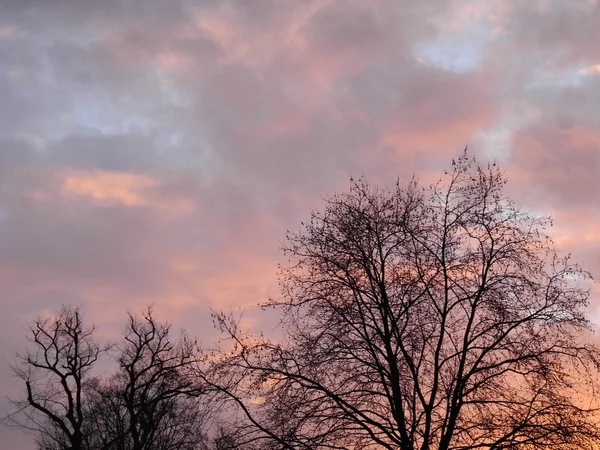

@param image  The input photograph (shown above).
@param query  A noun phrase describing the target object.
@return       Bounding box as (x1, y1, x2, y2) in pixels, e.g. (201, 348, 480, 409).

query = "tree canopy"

(4, 307, 214, 450)
(5, 153, 600, 450)
(204, 153, 600, 450)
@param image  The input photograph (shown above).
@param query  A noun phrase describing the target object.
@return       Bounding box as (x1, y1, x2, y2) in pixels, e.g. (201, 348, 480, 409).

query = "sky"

(1, 0, 600, 448)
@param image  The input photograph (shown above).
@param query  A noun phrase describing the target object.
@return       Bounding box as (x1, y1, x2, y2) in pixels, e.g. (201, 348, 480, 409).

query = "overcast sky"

(1, 1, 600, 448)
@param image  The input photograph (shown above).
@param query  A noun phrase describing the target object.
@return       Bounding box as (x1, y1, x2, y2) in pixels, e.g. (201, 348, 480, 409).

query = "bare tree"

(4, 306, 217, 450)
(83, 379, 209, 450)
(82, 378, 129, 450)
(4, 306, 102, 450)
(212, 426, 239, 450)
(96, 307, 209, 450)
(204, 153, 600, 450)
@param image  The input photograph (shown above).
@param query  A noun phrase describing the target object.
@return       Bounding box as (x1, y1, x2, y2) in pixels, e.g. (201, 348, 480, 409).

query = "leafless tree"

(95, 307, 209, 450)
(211, 425, 241, 450)
(203, 153, 600, 450)
(3, 306, 102, 450)
(4, 306, 217, 450)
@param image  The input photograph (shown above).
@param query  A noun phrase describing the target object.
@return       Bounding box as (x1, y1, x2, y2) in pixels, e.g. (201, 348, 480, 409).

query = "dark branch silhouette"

(202, 152, 600, 450)
(107, 307, 208, 450)
(6, 153, 600, 450)
(4, 306, 218, 450)
(4, 306, 102, 450)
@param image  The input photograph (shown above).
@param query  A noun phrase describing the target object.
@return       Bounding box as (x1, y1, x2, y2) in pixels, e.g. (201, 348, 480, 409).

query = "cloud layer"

(1, 1, 599, 447)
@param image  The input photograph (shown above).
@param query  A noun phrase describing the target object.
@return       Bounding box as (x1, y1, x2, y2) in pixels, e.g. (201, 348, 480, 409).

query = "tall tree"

(204, 153, 600, 450)
(4, 306, 101, 450)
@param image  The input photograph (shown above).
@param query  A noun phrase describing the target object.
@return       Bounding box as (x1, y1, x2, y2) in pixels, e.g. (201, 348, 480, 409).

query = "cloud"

(580, 64, 600, 75)
(61, 170, 158, 206)
(501, 0, 600, 64)
(509, 123, 600, 210)
(1, 1, 600, 448)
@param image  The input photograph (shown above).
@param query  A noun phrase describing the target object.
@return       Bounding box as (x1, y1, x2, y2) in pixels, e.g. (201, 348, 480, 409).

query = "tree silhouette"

(4, 307, 214, 450)
(204, 153, 600, 450)
(4, 306, 102, 450)
(99, 307, 208, 450)
(6, 153, 600, 450)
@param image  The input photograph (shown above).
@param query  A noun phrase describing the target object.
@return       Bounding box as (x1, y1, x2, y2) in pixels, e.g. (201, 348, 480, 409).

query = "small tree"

(4, 306, 215, 450)
(93, 307, 208, 450)
(205, 153, 600, 449)
(4, 306, 101, 450)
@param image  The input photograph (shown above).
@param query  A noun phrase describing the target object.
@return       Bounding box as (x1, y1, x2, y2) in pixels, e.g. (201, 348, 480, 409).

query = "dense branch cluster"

(203, 154, 600, 450)
(4, 154, 600, 450)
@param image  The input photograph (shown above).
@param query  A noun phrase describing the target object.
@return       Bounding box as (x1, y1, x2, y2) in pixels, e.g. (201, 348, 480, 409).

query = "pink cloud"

(580, 64, 600, 75)
(2, 2, 600, 448)
(62, 170, 158, 205)
(59, 169, 197, 216)
(510, 123, 600, 209)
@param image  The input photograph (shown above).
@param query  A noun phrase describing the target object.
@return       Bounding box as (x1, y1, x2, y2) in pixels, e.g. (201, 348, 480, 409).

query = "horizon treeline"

(4, 153, 600, 450)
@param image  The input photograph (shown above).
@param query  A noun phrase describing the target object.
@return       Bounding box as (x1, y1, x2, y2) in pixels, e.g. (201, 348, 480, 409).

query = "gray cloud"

(1, 1, 600, 448)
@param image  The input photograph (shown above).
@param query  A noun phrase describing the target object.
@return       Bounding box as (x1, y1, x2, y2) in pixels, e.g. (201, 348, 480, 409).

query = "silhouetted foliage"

(203, 153, 600, 450)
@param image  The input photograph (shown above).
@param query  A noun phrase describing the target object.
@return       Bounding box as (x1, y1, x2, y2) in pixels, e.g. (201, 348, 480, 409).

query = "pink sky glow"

(1, 1, 600, 448)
